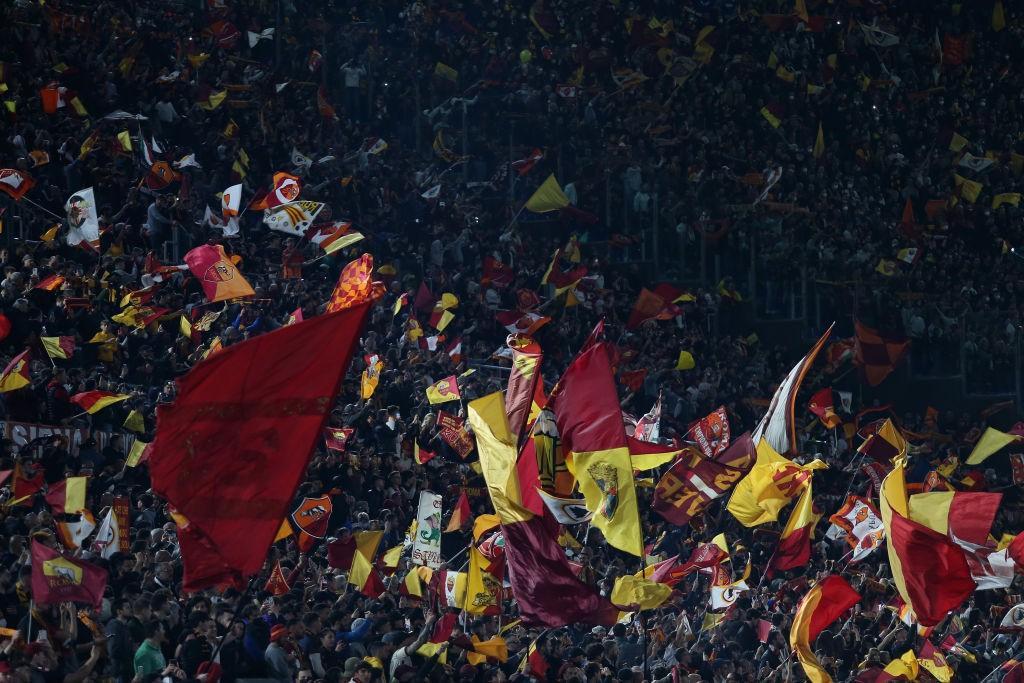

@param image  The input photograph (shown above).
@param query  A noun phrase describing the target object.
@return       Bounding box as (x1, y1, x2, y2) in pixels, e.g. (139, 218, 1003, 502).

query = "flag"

(0, 169, 34, 201)
(40, 336, 75, 360)
(247, 27, 275, 47)
(264, 560, 290, 596)
(35, 274, 64, 292)
(30, 541, 107, 608)
(827, 496, 884, 562)
(753, 324, 834, 455)
(690, 406, 732, 458)
(328, 530, 384, 595)
(675, 350, 696, 370)
(858, 419, 906, 463)
(610, 575, 672, 611)
(0, 349, 31, 393)
(125, 440, 151, 468)
(634, 395, 662, 442)
(44, 477, 87, 515)
(184, 244, 255, 303)
(56, 510, 96, 550)
(994, 0, 1006, 31)
(123, 409, 146, 433)
(92, 505, 125, 559)
(307, 222, 363, 254)
(263, 200, 325, 236)
(554, 342, 642, 556)
(467, 392, 618, 627)
(506, 336, 543, 444)
(150, 303, 371, 591)
(257, 172, 302, 210)
(536, 490, 593, 525)
(65, 187, 100, 249)
(860, 22, 900, 47)
(525, 174, 570, 213)
(221, 183, 242, 217)
(463, 545, 501, 614)
(425, 375, 461, 404)
(918, 640, 953, 682)
(324, 427, 353, 452)
(626, 288, 669, 329)
(813, 123, 824, 159)
(879, 457, 975, 626)
(360, 357, 383, 399)
(789, 576, 860, 683)
(70, 391, 130, 414)
(854, 321, 909, 386)
(651, 435, 755, 526)
(727, 438, 825, 527)
(769, 480, 820, 573)
(482, 256, 515, 289)
(496, 310, 551, 336)
(445, 491, 472, 532)
(511, 148, 544, 175)
(325, 254, 374, 313)
(807, 388, 841, 429)
(760, 106, 781, 128)
(966, 426, 1021, 464)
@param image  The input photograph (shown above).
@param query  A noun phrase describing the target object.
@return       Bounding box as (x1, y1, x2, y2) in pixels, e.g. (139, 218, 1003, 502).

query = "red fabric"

(552, 342, 627, 454)
(626, 288, 666, 329)
(515, 439, 545, 516)
(502, 512, 618, 627)
(948, 492, 1001, 546)
(505, 338, 543, 445)
(326, 537, 357, 569)
(151, 304, 370, 591)
(769, 524, 813, 573)
(43, 480, 69, 515)
(30, 540, 107, 608)
(888, 510, 975, 626)
(806, 576, 860, 643)
(0, 314, 11, 342)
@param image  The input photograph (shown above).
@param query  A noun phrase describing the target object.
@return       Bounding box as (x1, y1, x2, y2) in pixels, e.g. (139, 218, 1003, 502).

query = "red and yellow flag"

(445, 491, 472, 532)
(790, 576, 860, 683)
(326, 254, 374, 313)
(43, 477, 87, 515)
(264, 560, 290, 596)
(0, 349, 31, 393)
(426, 374, 461, 404)
(40, 336, 75, 360)
(184, 244, 255, 303)
(71, 390, 130, 414)
(769, 479, 820, 573)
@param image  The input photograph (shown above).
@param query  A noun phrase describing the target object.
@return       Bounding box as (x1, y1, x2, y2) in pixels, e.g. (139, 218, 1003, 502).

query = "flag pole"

(27, 599, 33, 640)
(208, 575, 259, 664)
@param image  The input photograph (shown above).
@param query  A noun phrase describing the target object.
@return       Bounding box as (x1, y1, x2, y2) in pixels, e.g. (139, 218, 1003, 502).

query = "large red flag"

(150, 304, 370, 591)
(31, 540, 107, 608)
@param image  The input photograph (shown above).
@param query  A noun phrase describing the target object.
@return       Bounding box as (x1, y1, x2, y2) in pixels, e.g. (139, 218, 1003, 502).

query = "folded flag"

(31, 540, 107, 608)
(0, 349, 31, 393)
(425, 374, 461, 404)
(769, 479, 820, 574)
(40, 336, 75, 360)
(790, 576, 860, 683)
(184, 244, 255, 303)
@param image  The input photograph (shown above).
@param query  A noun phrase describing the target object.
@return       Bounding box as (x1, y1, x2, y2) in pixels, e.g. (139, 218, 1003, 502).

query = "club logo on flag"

(587, 463, 619, 519)
(43, 557, 84, 586)
(203, 261, 235, 283)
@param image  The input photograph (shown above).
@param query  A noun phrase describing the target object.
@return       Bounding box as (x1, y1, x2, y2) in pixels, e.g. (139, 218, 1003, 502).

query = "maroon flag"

(437, 411, 474, 458)
(482, 256, 514, 289)
(150, 303, 370, 591)
(651, 433, 755, 526)
(505, 336, 543, 444)
(31, 540, 107, 608)
(324, 427, 354, 452)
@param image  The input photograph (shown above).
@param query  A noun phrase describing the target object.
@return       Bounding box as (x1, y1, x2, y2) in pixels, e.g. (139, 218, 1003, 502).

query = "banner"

(690, 406, 730, 459)
(411, 491, 443, 568)
(0, 421, 133, 457)
(437, 411, 474, 458)
(65, 187, 100, 249)
(652, 434, 754, 526)
(112, 496, 131, 553)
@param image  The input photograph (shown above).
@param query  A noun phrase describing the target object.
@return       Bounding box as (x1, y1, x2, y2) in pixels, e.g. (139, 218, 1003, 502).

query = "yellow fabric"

(116, 130, 132, 152)
(993, 0, 1006, 31)
(780, 479, 820, 539)
(675, 350, 695, 370)
(425, 376, 460, 404)
(473, 513, 501, 540)
(790, 581, 830, 683)
(609, 575, 672, 610)
(966, 426, 1020, 464)
(125, 440, 149, 467)
(274, 519, 293, 542)
(906, 492, 954, 536)
(760, 106, 781, 128)
(727, 439, 826, 526)
(348, 530, 384, 589)
(179, 315, 192, 338)
(403, 569, 423, 597)
(954, 174, 982, 203)
(993, 192, 1021, 210)
(64, 477, 87, 514)
(69, 96, 87, 117)
(998, 534, 1016, 551)
(949, 133, 969, 152)
(466, 636, 508, 665)
(631, 447, 682, 472)
(416, 642, 447, 664)
(882, 651, 919, 680)
(879, 458, 912, 619)
(361, 360, 383, 399)
(813, 123, 824, 159)
(701, 612, 725, 630)
(574, 445, 643, 555)
(795, 0, 809, 21)
(467, 393, 532, 523)
(439, 293, 459, 310)
(711, 533, 730, 555)
(40, 224, 60, 242)
(123, 410, 145, 433)
(199, 90, 227, 110)
(464, 546, 500, 614)
(919, 651, 953, 682)
(525, 174, 570, 213)
(435, 310, 455, 332)
(40, 337, 70, 360)
(382, 544, 403, 569)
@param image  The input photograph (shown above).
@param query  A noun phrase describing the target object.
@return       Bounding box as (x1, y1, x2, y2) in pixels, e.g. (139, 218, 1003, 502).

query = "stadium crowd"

(1, 0, 1024, 681)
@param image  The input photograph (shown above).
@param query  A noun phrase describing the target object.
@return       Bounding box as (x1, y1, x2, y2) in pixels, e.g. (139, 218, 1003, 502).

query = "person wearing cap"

(265, 624, 294, 682)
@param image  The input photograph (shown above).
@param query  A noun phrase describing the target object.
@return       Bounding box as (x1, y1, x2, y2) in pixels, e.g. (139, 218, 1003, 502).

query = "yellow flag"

(882, 651, 919, 681)
(795, 0, 809, 22)
(3, 101, 15, 114)
(116, 130, 132, 152)
(361, 360, 383, 399)
(69, 96, 88, 117)
(727, 439, 826, 526)
(40, 224, 60, 242)
(466, 636, 508, 665)
(348, 530, 384, 591)
(463, 546, 500, 614)
(434, 62, 459, 82)
(993, 0, 1006, 31)
(675, 350, 695, 370)
(64, 476, 87, 513)
(760, 106, 781, 128)
(701, 611, 726, 630)
(179, 314, 192, 338)
(438, 292, 459, 310)
(966, 426, 1021, 464)
(403, 569, 423, 597)
(123, 409, 145, 434)
(776, 65, 796, 83)
(574, 446, 643, 555)
(125, 440, 150, 467)
(992, 192, 1021, 210)
(875, 259, 897, 276)
(199, 90, 227, 111)
(949, 132, 969, 152)
(382, 544, 403, 569)
(274, 519, 293, 542)
(609, 575, 672, 611)
(525, 174, 570, 213)
(954, 174, 982, 203)
(435, 310, 455, 332)
(767, 51, 779, 69)
(813, 123, 825, 159)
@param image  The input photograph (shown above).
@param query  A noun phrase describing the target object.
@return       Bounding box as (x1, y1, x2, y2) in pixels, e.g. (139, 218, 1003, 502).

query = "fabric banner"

(437, 411, 474, 458)
(652, 433, 755, 526)
(112, 496, 131, 553)
(0, 420, 132, 456)
(411, 491, 443, 568)
(690, 406, 730, 458)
